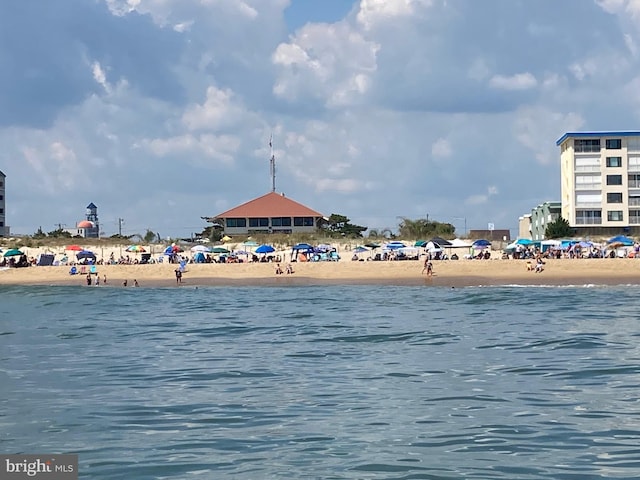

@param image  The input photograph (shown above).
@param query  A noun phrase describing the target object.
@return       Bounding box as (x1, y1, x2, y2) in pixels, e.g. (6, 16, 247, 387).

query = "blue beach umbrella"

(472, 239, 492, 248)
(255, 244, 275, 254)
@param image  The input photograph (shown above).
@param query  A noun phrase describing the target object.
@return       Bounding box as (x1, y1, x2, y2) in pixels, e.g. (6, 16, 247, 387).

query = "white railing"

(575, 202, 602, 208)
(574, 165, 601, 172)
(575, 184, 602, 190)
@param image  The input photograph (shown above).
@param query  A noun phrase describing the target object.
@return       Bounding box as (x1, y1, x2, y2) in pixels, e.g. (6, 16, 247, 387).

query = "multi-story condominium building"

(530, 201, 561, 240)
(0, 170, 8, 237)
(557, 131, 640, 236)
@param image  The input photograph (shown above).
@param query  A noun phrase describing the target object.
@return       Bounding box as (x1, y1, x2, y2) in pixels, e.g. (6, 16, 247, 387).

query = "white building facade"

(558, 131, 640, 236)
(0, 170, 8, 237)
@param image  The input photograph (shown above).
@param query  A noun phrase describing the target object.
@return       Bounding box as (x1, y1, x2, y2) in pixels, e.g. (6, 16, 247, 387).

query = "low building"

(518, 214, 532, 240)
(468, 229, 511, 242)
(64, 202, 100, 238)
(0, 170, 8, 237)
(203, 191, 324, 236)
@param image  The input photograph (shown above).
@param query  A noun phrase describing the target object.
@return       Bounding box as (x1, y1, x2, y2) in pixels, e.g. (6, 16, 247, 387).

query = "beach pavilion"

(202, 191, 324, 236)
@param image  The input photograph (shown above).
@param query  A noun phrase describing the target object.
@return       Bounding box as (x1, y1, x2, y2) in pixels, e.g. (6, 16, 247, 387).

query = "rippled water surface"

(2, 285, 640, 479)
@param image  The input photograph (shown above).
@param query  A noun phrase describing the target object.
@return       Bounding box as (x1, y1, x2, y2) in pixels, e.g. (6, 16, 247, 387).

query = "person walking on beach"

(421, 255, 433, 276)
(175, 268, 182, 284)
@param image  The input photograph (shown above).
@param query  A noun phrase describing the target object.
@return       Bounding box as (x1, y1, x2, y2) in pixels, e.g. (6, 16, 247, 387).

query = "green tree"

(322, 214, 367, 238)
(545, 217, 573, 239)
(397, 217, 455, 239)
(33, 226, 47, 238)
(47, 227, 72, 238)
(143, 229, 157, 243)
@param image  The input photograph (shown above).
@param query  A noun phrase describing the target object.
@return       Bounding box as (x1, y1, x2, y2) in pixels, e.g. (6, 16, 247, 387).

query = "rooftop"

(556, 131, 640, 146)
(209, 191, 323, 219)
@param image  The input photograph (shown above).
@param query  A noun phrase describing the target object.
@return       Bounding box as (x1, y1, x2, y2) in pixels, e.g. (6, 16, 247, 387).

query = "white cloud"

(182, 86, 246, 131)
(465, 185, 498, 206)
(272, 22, 379, 106)
(92, 61, 111, 94)
(489, 72, 537, 90)
(357, 0, 432, 30)
(431, 138, 452, 159)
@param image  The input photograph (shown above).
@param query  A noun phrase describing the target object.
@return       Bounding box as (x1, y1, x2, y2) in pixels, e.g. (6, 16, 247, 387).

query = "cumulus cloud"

(272, 22, 379, 107)
(489, 72, 538, 91)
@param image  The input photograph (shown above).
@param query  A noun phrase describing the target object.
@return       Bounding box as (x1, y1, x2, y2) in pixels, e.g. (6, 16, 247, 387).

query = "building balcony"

(574, 146, 602, 153)
(574, 165, 601, 173)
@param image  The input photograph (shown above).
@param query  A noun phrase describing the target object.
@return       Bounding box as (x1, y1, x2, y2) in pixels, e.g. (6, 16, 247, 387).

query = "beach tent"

(449, 238, 473, 248)
(515, 238, 534, 246)
(607, 235, 634, 246)
(425, 241, 443, 253)
(430, 237, 452, 246)
(193, 252, 206, 263)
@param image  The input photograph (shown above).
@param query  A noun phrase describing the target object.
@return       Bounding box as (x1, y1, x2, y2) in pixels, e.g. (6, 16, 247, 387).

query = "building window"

(606, 156, 622, 167)
(226, 218, 247, 228)
(0, 221, 3, 226)
(607, 192, 623, 203)
(606, 174, 623, 185)
(271, 217, 291, 227)
(0, 208, 3, 213)
(608, 210, 623, 221)
(630, 195, 640, 207)
(574, 139, 601, 153)
(249, 218, 268, 228)
(606, 139, 622, 149)
(630, 210, 640, 224)
(293, 217, 314, 227)
(629, 174, 640, 188)
(575, 210, 602, 225)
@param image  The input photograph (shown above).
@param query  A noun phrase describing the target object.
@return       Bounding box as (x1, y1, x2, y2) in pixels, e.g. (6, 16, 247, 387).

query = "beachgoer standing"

(86, 273, 92, 286)
(123, 279, 128, 287)
(175, 269, 182, 284)
(103, 274, 107, 285)
(134, 279, 139, 287)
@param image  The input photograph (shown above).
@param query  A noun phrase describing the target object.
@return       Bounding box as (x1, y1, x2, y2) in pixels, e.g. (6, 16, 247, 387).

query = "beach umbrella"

(365, 242, 380, 249)
(126, 245, 146, 253)
(243, 240, 258, 247)
(164, 244, 183, 255)
(353, 246, 369, 254)
(472, 239, 492, 248)
(190, 245, 211, 253)
(65, 244, 83, 251)
(76, 250, 96, 260)
(3, 248, 23, 257)
(414, 240, 427, 247)
(515, 238, 533, 246)
(211, 246, 230, 254)
(255, 244, 275, 254)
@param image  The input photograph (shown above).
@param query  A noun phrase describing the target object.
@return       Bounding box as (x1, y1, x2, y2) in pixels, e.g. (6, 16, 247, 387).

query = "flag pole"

(269, 134, 276, 193)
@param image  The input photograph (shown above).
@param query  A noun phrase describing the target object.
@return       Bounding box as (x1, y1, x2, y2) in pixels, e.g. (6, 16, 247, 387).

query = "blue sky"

(2, 0, 640, 238)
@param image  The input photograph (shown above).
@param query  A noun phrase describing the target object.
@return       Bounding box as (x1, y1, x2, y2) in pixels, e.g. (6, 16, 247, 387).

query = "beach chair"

(90, 265, 98, 275)
(69, 266, 78, 275)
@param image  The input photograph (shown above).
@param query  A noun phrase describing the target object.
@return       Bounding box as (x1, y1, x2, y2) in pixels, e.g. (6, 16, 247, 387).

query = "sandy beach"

(1, 256, 639, 287)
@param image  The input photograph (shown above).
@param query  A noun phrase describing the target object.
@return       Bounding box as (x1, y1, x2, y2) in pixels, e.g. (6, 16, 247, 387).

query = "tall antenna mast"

(269, 133, 276, 192)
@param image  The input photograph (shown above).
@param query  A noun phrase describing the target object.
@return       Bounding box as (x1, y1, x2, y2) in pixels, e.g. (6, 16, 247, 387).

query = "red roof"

(215, 192, 323, 218)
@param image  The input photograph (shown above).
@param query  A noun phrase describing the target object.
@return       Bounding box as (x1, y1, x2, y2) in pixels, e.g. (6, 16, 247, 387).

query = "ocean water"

(2, 284, 640, 479)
